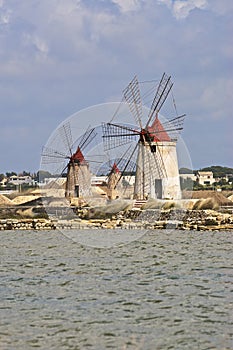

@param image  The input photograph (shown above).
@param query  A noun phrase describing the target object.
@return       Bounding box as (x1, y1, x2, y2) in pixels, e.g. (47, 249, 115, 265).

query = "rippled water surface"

(0, 229, 232, 349)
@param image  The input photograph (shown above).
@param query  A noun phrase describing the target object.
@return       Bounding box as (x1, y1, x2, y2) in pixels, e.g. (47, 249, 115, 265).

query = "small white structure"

(197, 171, 215, 186)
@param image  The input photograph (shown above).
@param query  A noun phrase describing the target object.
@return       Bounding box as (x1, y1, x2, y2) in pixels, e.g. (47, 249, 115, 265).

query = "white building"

(9, 175, 34, 186)
(197, 171, 215, 186)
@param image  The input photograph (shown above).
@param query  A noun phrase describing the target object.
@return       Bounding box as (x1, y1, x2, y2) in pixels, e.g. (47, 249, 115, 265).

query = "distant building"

(0, 178, 7, 187)
(197, 171, 215, 186)
(91, 176, 108, 186)
(9, 175, 34, 186)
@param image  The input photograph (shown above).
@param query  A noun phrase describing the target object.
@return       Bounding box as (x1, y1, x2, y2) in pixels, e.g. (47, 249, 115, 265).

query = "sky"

(0, 0, 232, 173)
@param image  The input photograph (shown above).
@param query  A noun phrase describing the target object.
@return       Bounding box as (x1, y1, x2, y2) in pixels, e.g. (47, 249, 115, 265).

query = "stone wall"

(0, 209, 232, 231)
(0, 218, 56, 230)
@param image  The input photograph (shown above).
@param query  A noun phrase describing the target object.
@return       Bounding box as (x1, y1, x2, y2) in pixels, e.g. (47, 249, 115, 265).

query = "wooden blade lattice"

(41, 146, 69, 164)
(160, 114, 185, 140)
(123, 75, 143, 128)
(102, 122, 138, 151)
(146, 73, 173, 128)
(77, 127, 97, 151)
(58, 122, 73, 156)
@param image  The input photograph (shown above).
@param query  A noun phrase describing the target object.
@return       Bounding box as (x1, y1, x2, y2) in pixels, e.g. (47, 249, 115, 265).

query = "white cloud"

(0, 0, 10, 24)
(0, 12, 9, 24)
(159, 0, 233, 19)
(112, 0, 141, 13)
(51, 0, 81, 18)
(157, 0, 172, 9)
(174, 0, 207, 19)
(158, 0, 207, 19)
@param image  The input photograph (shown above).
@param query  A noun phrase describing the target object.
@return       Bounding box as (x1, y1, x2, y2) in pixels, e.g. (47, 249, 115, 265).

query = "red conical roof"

(71, 147, 86, 164)
(148, 115, 171, 142)
(112, 162, 120, 174)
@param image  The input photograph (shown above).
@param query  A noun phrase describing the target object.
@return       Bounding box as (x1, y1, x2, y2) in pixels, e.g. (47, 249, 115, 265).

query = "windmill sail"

(102, 122, 138, 150)
(123, 75, 143, 128)
(146, 73, 173, 128)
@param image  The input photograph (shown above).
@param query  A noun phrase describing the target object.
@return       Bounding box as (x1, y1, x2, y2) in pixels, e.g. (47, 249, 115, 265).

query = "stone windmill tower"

(41, 123, 97, 200)
(65, 146, 91, 199)
(106, 162, 121, 200)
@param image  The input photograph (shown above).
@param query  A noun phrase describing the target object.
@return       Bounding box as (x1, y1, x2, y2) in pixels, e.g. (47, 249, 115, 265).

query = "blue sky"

(0, 0, 232, 173)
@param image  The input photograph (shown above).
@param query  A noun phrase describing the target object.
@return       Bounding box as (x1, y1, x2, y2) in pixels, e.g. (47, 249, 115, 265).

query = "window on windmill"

(204, 181, 210, 185)
(150, 145, 157, 153)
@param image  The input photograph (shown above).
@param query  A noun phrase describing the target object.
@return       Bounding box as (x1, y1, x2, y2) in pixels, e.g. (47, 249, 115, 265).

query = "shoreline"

(1, 208, 232, 231)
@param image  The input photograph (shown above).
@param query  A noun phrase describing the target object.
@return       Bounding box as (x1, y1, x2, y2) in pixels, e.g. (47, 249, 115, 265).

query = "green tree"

(18, 171, 31, 176)
(179, 167, 193, 174)
(199, 166, 233, 178)
(6, 171, 17, 178)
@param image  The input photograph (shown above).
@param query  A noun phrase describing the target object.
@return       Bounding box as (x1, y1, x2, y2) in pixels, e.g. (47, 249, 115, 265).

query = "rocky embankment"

(0, 209, 232, 231)
(0, 218, 56, 230)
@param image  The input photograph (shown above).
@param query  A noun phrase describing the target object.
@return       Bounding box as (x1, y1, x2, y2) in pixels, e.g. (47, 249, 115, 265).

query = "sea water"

(0, 229, 232, 349)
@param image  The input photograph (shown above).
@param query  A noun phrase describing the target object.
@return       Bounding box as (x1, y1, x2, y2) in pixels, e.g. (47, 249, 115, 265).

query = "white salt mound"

(0, 194, 13, 205)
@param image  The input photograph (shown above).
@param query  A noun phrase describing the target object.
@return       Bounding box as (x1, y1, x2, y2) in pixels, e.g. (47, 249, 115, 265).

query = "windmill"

(104, 162, 120, 200)
(96, 144, 137, 200)
(41, 122, 97, 200)
(102, 73, 185, 200)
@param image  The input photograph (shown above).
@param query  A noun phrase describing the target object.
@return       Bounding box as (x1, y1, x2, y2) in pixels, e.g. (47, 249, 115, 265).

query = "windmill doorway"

(154, 179, 162, 199)
(75, 185, 80, 197)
